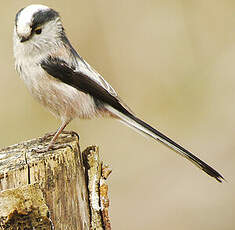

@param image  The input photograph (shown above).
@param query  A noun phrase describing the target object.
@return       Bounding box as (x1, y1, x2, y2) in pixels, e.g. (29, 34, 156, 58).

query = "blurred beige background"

(1, 0, 234, 229)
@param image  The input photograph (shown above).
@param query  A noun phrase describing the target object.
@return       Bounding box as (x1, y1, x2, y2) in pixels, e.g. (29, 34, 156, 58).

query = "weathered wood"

(0, 133, 112, 230)
(82, 147, 112, 230)
(0, 183, 52, 229)
(0, 133, 90, 229)
(100, 165, 112, 230)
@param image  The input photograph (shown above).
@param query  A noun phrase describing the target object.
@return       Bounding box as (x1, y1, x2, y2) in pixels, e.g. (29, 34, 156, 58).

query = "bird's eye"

(34, 27, 42, 35)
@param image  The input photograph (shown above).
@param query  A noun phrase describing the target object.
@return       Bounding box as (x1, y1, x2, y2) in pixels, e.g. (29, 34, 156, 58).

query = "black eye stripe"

(31, 9, 59, 30)
(15, 8, 60, 40)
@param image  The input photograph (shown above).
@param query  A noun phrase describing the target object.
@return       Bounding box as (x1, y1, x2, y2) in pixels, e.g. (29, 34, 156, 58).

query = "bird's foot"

(31, 143, 73, 153)
(32, 130, 78, 153)
(38, 131, 56, 143)
(39, 130, 79, 143)
(60, 130, 79, 139)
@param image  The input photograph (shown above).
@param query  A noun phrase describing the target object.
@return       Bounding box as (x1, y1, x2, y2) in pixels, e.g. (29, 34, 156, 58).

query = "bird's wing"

(41, 56, 133, 116)
(41, 56, 224, 183)
(61, 35, 119, 98)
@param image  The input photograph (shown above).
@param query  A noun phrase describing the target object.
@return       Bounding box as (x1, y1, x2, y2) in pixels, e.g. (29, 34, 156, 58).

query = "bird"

(13, 4, 224, 182)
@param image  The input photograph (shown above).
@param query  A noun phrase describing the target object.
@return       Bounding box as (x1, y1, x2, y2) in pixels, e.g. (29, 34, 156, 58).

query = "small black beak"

(20, 36, 29, 43)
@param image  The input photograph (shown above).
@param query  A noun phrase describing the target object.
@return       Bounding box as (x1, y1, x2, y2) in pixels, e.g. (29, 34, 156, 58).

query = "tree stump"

(0, 132, 111, 230)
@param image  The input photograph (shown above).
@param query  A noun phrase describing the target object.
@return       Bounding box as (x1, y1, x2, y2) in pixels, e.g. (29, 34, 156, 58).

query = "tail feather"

(107, 106, 224, 183)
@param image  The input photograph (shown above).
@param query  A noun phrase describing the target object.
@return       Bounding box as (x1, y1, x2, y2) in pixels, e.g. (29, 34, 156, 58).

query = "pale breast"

(17, 60, 101, 122)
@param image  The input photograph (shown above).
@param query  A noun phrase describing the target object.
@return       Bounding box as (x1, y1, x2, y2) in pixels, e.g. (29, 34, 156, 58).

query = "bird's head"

(14, 4, 66, 57)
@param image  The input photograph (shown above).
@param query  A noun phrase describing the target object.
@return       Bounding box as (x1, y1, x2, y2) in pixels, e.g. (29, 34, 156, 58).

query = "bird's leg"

(46, 120, 70, 150)
(32, 120, 70, 153)
(39, 129, 78, 143)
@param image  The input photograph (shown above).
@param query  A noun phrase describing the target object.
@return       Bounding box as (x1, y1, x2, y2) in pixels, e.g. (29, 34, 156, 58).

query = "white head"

(14, 4, 65, 58)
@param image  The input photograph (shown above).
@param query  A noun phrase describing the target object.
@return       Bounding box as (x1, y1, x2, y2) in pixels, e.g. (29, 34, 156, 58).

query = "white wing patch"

(75, 58, 118, 97)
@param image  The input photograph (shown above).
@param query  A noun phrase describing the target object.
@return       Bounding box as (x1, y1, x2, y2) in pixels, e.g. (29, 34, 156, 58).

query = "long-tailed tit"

(13, 4, 224, 182)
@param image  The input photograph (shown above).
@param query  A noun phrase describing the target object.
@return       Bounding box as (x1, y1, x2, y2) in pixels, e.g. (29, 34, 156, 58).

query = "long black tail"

(107, 106, 224, 183)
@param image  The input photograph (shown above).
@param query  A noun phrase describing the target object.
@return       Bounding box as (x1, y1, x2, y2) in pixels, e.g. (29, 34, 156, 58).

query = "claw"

(61, 130, 79, 139)
(38, 131, 56, 143)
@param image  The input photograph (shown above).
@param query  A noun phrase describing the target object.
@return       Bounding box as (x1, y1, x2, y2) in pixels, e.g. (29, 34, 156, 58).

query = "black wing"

(41, 56, 132, 116)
